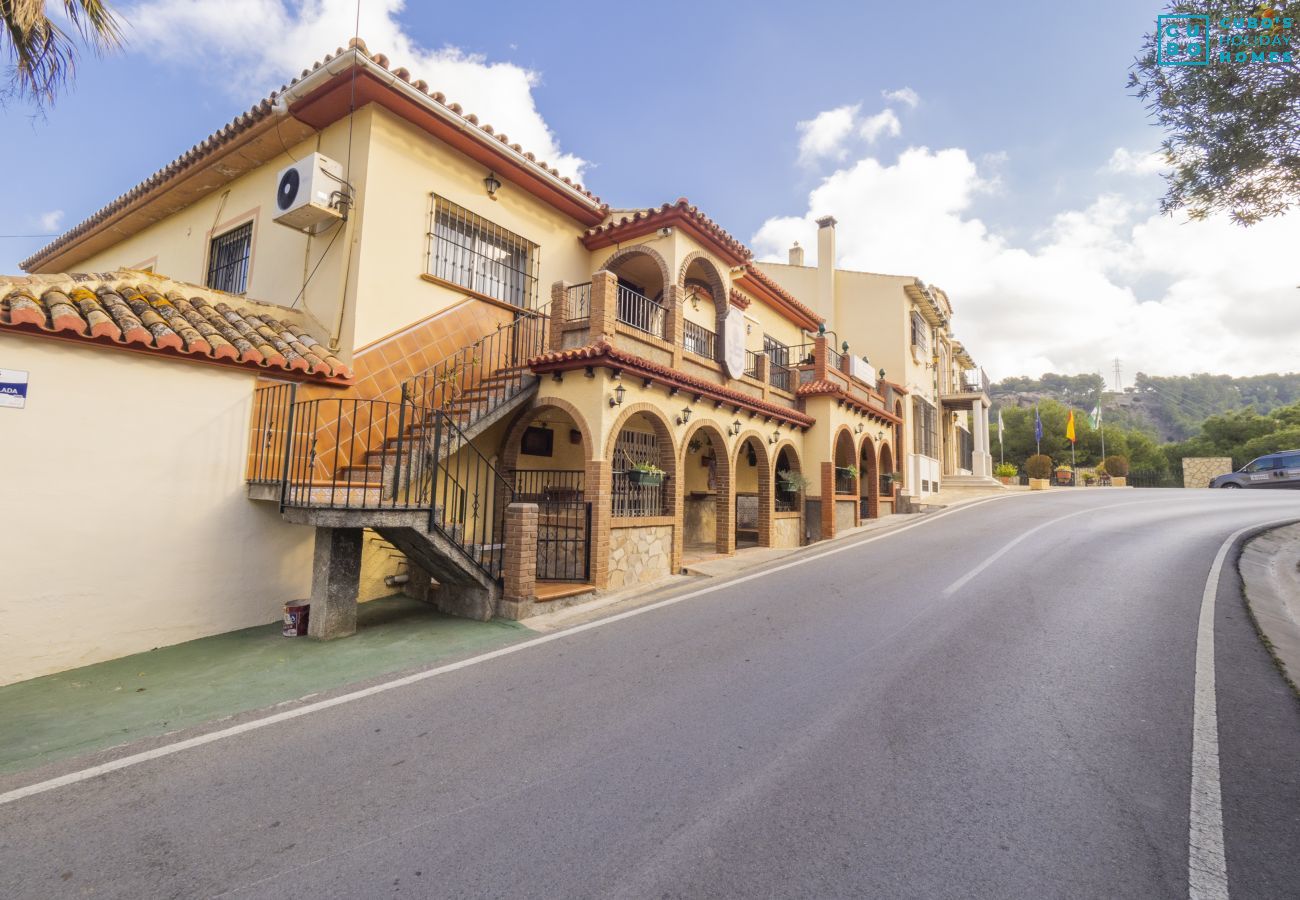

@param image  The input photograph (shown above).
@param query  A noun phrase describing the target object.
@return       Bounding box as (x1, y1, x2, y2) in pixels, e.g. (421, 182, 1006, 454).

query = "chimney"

(788, 241, 805, 266)
(815, 215, 836, 319)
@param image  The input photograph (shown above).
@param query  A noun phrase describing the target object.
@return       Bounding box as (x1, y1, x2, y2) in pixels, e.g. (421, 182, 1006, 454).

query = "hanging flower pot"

(627, 464, 665, 487)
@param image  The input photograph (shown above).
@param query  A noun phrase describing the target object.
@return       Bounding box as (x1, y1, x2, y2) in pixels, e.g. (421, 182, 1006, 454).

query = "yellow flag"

(1066, 409, 1076, 443)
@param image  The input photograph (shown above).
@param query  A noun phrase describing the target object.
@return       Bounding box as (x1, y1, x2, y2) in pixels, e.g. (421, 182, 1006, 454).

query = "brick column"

(586, 458, 613, 588)
(499, 502, 539, 619)
(665, 283, 683, 369)
(813, 336, 829, 382)
(756, 353, 770, 401)
(548, 281, 569, 351)
(716, 472, 736, 555)
(307, 527, 363, 640)
(589, 270, 618, 342)
(820, 461, 835, 540)
(758, 467, 774, 548)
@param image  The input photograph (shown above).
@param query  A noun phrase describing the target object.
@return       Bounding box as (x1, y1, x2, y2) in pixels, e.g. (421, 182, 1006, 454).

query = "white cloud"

(752, 144, 1300, 379)
(882, 87, 920, 109)
(796, 104, 860, 165)
(121, 0, 586, 178)
(37, 210, 63, 232)
(1106, 147, 1167, 176)
(859, 109, 901, 144)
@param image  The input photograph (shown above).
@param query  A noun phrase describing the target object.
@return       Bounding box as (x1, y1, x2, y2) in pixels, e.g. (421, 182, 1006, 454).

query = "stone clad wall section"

(1183, 457, 1233, 488)
(608, 525, 673, 589)
(773, 516, 802, 549)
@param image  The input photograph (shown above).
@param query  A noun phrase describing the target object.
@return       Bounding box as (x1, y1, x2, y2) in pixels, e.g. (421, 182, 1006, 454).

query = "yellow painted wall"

(0, 334, 315, 685)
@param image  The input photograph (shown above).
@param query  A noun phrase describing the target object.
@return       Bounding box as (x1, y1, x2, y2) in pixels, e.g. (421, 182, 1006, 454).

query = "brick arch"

(679, 419, 733, 555)
(600, 244, 672, 296)
(678, 251, 731, 363)
(772, 439, 803, 477)
(859, 434, 880, 516)
(499, 398, 596, 474)
(607, 401, 680, 465)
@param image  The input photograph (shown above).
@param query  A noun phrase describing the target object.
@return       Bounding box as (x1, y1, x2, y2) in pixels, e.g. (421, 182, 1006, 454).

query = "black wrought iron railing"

(246, 380, 297, 484)
(536, 501, 592, 582)
(775, 486, 799, 513)
(404, 302, 550, 427)
(616, 285, 667, 337)
(834, 468, 856, 495)
(683, 320, 716, 359)
(827, 346, 845, 373)
(787, 343, 817, 367)
(769, 361, 793, 393)
(744, 349, 761, 378)
(511, 469, 585, 502)
(278, 391, 514, 579)
(612, 471, 669, 517)
(566, 282, 591, 323)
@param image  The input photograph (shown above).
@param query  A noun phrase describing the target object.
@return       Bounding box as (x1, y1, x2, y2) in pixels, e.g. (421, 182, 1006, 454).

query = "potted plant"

(626, 460, 666, 486)
(1054, 464, 1074, 485)
(777, 469, 809, 493)
(1025, 454, 1053, 491)
(1102, 454, 1129, 487)
(993, 462, 1018, 485)
(837, 464, 859, 478)
(1083, 471, 1098, 486)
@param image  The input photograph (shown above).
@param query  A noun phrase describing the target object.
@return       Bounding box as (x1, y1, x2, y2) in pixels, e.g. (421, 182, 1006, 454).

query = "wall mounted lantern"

(609, 383, 626, 408)
(769, 429, 780, 445)
(856, 422, 864, 435)
(483, 172, 502, 199)
(677, 406, 693, 426)
(730, 420, 742, 436)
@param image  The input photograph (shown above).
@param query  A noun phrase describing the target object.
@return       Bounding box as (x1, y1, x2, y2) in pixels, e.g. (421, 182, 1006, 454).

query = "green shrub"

(1102, 455, 1129, 477)
(993, 462, 1018, 478)
(1025, 454, 1053, 479)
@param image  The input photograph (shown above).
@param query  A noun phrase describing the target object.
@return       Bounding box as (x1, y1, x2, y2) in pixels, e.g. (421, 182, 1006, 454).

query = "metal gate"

(536, 500, 592, 582)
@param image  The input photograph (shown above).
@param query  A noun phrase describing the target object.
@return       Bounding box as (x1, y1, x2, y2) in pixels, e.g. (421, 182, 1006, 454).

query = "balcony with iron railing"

(616, 284, 668, 338)
(683, 320, 716, 360)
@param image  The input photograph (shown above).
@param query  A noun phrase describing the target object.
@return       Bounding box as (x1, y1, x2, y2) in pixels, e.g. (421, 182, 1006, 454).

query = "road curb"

(1238, 522, 1300, 694)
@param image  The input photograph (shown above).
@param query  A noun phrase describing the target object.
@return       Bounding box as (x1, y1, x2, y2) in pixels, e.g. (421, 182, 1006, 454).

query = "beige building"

(757, 217, 993, 498)
(1, 40, 988, 684)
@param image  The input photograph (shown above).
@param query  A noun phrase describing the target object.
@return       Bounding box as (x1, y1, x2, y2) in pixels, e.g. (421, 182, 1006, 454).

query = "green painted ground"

(0, 596, 535, 776)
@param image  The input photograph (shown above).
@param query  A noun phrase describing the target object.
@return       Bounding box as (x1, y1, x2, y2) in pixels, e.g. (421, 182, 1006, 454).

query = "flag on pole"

(1089, 404, 1101, 429)
(1066, 409, 1077, 443)
(1034, 406, 1043, 444)
(997, 408, 1005, 446)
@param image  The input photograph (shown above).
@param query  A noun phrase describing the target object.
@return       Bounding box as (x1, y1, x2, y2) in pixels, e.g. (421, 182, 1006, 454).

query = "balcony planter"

(627, 468, 665, 487)
(1029, 478, 1050, 491)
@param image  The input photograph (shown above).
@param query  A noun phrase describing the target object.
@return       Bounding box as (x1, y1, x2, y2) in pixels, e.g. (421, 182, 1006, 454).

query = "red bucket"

(283, 602, 310, 637)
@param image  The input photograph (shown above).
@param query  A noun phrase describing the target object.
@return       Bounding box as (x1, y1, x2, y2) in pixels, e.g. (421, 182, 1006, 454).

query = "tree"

(1128, 2, 1300, 224)
(2, 0, 121, 108)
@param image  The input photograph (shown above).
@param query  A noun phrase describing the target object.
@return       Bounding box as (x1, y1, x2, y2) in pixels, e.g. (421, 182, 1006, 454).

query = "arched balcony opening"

(681, 256, 725, 362)
(605, 248, 669, 340)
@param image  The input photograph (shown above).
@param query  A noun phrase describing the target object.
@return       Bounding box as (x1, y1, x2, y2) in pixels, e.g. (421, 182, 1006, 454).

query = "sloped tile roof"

(527, 340, 815, 428)
(582, 199, 751, 266)
(797, 378, 900, 424)
(0, 271, 352, 382)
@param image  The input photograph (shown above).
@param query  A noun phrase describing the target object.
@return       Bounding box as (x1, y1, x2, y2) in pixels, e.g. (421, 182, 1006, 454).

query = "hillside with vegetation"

(990, 373, 1300, 481)
(992, 372, 1300, 443)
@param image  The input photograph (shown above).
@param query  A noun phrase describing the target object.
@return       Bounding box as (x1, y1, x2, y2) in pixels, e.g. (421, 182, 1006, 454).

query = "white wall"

(0, 334, 315, 685)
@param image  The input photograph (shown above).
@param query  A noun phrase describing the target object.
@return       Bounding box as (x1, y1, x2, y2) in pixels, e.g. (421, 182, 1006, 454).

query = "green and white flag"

(1089, 404, 1101, 429)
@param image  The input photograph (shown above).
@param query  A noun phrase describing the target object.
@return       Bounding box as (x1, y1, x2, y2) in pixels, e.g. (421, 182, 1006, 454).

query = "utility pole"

(1112, 358, 1123, 393)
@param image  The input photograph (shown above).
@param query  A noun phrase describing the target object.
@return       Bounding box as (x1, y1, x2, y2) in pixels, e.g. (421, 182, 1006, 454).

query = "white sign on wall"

(722, 308, 746, 380)
(0, 368, 28, 410)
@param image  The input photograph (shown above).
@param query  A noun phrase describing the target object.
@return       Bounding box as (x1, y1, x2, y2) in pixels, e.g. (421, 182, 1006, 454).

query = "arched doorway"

(733, 434, 771, 549)
(773, 443, 804, 548)
(680, 423, 731, 556)
(501, 403, 594, 582)
(833, 428, 857, 496)
(859, 435, 880, 519)
(601, 246, 670, 340)
(879, 442, 895, 508)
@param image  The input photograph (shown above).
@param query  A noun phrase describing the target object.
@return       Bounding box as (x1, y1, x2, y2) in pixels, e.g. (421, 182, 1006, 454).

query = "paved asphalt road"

(3, 490, 1299, 899)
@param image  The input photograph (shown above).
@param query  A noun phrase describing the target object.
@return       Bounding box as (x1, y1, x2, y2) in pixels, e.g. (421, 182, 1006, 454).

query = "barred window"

(910, 310, 929, 355)
(427, 195, 539, 308)
(912, 396, 938, 460)
(206, 222, 253, 294)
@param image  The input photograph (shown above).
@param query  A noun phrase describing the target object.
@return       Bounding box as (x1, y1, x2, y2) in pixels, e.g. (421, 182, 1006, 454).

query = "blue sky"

(4, 0, 1298, 379)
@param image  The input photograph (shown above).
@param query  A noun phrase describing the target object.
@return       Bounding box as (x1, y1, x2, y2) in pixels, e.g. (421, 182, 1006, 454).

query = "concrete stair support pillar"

(972, 399, 992, 477)
(499, 503, 539, 620)
(308, 527, 363, 640)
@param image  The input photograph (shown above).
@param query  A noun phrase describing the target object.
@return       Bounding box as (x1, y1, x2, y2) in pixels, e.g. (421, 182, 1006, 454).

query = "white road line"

(1187, 518, 1295, 900)
(941, 497, 1196, 597)
(0, 494, 1019, 807)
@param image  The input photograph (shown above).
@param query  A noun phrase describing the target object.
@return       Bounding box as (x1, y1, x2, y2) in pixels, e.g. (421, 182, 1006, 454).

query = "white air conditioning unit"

(273, 153, 345, 232)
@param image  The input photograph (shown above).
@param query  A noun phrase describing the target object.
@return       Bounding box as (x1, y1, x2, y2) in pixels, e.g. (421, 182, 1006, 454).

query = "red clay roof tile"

(0, 271, 352, 384)
(582, 199, 751, 266)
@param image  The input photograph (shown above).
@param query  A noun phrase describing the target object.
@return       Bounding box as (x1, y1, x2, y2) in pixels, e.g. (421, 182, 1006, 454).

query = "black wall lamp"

(730, 420, 742, 436)
(677, 406, 693, 426)
(484, 172, 502, 199)
(609, 383, 626, 408)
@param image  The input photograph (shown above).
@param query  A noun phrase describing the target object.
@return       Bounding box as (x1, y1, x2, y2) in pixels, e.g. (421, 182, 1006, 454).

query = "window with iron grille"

(912, 396, 938, 459)
(427, 195, 539, 308)
(206, 222, 253, 294)
(910, 310, 929, 355)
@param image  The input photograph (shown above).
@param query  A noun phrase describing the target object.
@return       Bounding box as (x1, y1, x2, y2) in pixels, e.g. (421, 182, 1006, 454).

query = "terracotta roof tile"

(0, 270, 352, 383)
(581, 199, 751, 266)
(797, 377, 900, 424)
(527, 340, 815, 428)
